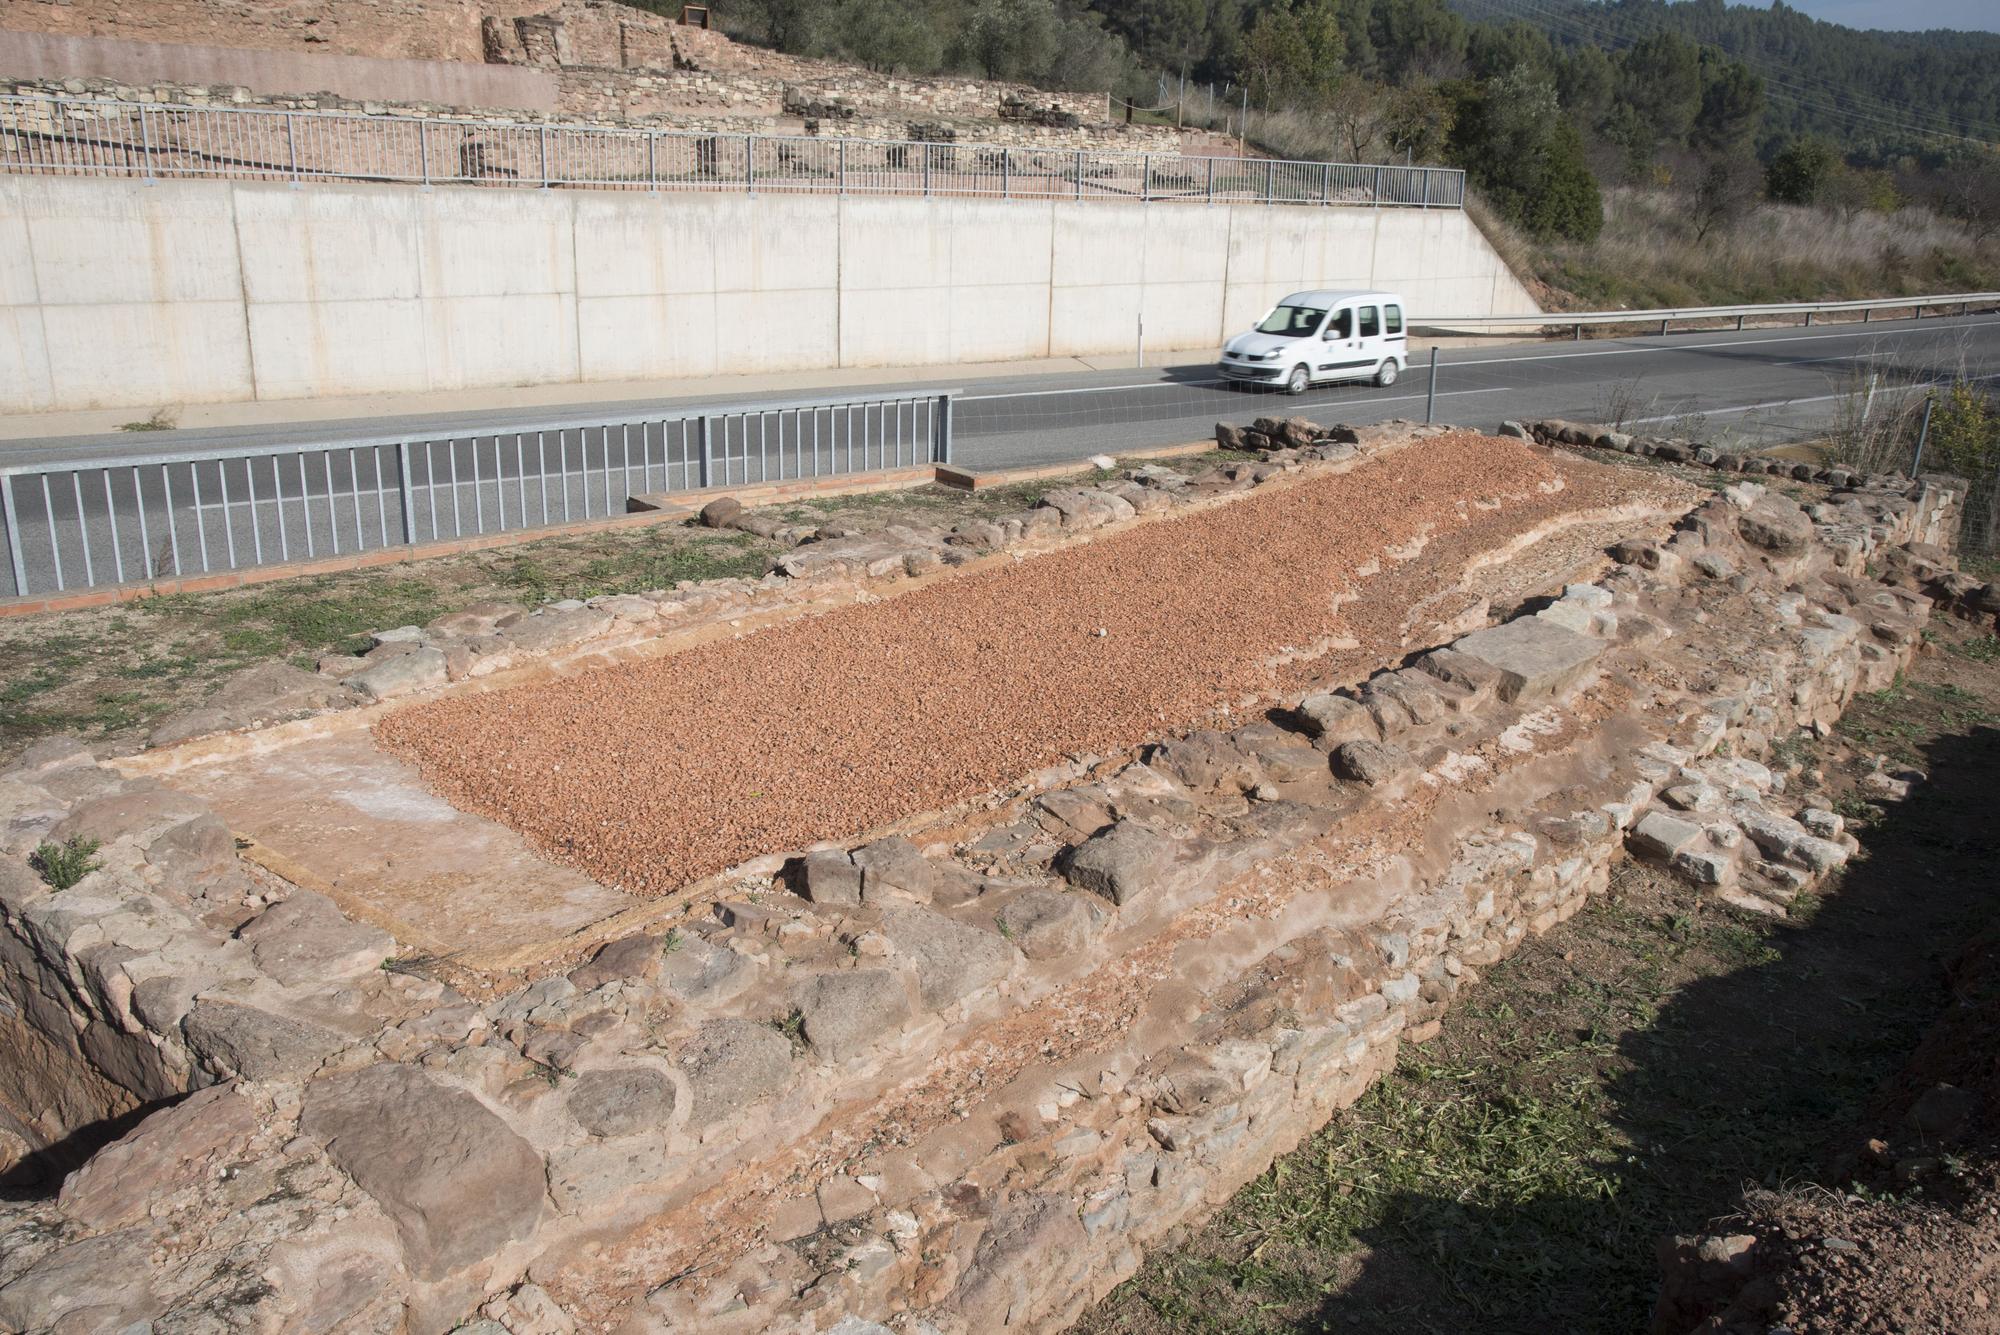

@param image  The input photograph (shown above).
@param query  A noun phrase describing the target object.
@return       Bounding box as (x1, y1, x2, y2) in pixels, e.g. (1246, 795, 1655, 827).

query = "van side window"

(1326, 309, 1352, 339)
(1358, 306, 1380, 338)
(1386, 304, 1404, 335)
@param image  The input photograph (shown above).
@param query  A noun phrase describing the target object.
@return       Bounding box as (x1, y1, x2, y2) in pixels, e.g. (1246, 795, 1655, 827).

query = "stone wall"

(0, 429, 1980, 1332)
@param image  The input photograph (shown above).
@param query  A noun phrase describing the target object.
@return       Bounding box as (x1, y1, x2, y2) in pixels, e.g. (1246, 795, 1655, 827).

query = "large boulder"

(301, 1063, 547, 1280)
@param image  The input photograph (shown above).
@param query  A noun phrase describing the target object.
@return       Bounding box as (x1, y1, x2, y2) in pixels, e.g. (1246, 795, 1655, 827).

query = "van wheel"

(1285, 364, 1310, 395)
(1374, 359, 1400, 387)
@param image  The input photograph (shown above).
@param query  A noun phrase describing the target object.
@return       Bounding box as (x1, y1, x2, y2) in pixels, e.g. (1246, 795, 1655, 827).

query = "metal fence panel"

(0, 390, 957, 600)
(0, 94, 1466, 209)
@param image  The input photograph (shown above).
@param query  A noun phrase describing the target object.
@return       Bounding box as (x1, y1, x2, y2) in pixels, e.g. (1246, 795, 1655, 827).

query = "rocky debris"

(351, 645, 450, 700)
(302, 1062, 546, 1280)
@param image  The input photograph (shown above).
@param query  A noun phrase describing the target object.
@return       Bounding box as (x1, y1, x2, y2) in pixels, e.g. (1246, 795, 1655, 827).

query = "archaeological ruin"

(0, 417, 1986, 1332)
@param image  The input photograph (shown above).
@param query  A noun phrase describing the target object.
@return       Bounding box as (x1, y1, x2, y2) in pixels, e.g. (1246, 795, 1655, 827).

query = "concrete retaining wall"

(0, 175, 1540, 414)
(0, 29, 557, 111)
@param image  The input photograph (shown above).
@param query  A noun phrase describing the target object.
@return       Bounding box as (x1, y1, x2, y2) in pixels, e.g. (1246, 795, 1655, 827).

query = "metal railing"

(1419, 291, 2000, 338)
(0, 390, 955, 600)
(0, 94, 1466, 208)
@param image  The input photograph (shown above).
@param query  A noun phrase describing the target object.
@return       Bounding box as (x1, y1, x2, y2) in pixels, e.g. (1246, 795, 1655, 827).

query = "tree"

(1687, 152, 1762, 242)
(1384, 78, 1454, 161)
(827, 0, 945, 71)
(1467, 20, 1552, 82)
(1369, 0, 1468, 83)
(1448, 67, 1601, 242)
(1556, 43, 1616, 132)
(1765, 137, 1839, 205)
(1691, 53, 1763, 155)
(962, 0, 1059, 80)
(1241, 6, 1312, 107)
(1616, 31, 1702, 157)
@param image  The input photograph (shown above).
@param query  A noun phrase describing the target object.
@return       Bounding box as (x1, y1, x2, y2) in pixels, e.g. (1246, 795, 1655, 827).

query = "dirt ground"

(0, 462, 1152, 764)
(372, 436, 1684, 896)
(1078, 618, 2000, 1335)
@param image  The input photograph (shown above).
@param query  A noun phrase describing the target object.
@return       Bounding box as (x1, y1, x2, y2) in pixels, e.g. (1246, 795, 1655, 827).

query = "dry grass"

(1534, 188, 2000, 310)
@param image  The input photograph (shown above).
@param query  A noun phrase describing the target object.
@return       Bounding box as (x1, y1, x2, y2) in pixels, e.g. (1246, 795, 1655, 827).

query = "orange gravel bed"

(375, 435, 1656, 894)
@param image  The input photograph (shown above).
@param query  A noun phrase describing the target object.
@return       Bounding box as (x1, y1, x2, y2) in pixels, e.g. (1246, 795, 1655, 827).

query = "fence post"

(1425, 347, 1439, 424)
(419, 120, 430, 186)
(1265, 159, 1274, 203)
(745, 134, 755, 193)
(1205, 156, 1214, 204)
(698, 417, 713, 487)
(935, 394, 954, 464)
(1863, 307, 1871, 323)
(1911, 396, 1935, 478)
(1420, 170, 1431, 208)
(1075, 149, 1084, 201)
(1373, 164, 1382, 207)
(1, 476, 26, 599)
(1141, 154, 1150, 202)
(1660, 318, 1669, 336)
(285, 112, 299, 184)
(138, 105, 155, 183)
(1806, 309, 1815, 327)
(838, 137, 847, 193)
(396, 442, 418, 544)
(1321, 163, 1330, 205)
(1001, 147, 1009, 198)
(923, 143, 931, 196)
(647, 131, 657, 191)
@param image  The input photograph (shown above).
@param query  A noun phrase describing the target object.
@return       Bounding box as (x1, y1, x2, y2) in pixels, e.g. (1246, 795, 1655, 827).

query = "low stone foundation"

(0, 433, 1973, 1333)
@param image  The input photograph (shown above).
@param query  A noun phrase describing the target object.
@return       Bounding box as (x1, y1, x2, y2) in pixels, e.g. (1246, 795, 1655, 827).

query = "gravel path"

(375, 435, 1674, 895)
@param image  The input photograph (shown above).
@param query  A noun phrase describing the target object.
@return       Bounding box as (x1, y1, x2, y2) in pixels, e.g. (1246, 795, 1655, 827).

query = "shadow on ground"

(1303, 720, 1998, 1335)
(1079, 642, 2000, 1335)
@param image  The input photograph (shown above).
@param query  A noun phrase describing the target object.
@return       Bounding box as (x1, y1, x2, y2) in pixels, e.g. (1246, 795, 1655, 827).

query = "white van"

(1218, 289, 1408, 395)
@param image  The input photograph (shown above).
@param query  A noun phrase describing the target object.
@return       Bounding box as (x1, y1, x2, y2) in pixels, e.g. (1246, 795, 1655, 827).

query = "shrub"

(31, 836, 102, 890)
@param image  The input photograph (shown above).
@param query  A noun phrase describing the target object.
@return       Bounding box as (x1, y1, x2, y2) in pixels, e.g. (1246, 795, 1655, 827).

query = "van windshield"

(1256, 305, 1326, 337)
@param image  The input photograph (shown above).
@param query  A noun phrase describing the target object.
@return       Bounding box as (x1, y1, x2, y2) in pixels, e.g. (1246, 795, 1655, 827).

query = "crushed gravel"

(375, 434, 1679, 895)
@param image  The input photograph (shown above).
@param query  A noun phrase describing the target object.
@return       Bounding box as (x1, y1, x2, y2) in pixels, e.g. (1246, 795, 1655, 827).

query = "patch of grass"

(118, 407, 177, 432)
(1952, 635, 2000, 664)
(31, 837, 102, 890)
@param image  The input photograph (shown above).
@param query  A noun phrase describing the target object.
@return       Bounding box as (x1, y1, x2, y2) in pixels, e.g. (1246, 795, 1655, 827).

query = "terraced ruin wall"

(0, 432, 1980, 1333)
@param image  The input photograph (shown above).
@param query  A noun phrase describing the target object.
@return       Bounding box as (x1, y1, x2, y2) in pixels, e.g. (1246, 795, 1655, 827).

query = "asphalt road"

(6, 313, 1999, 599)
(9, 312, 2000, 475)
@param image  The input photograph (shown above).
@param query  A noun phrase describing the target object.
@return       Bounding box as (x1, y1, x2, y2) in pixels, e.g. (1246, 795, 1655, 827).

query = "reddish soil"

(375, 436, 1678, 895)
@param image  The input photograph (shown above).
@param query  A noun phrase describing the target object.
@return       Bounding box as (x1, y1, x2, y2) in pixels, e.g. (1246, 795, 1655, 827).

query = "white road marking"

(956, 316, 2000, 404)
(1623, 368, 2000, 425)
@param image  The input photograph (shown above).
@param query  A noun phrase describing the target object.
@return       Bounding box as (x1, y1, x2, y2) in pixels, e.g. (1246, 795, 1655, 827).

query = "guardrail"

(0, 94, 1466, 208)
(1418, 292, 2000, 339)
(0, 390, 955, 601)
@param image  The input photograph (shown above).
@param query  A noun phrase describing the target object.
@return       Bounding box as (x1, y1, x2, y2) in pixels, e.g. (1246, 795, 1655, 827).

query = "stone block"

(795, 968, 912, 1061)
(566, 1067, 677, 1138)
(302, 1063, 546, 1280)
(1451, 618, 1604, 703)
(876, 904, 1017, 1008)
(1331, 740, 1413, 786)
(677, 1017, 795, 1126)
(995, 888, 1102, 960)
(350, 647, 449, 701)
(1628, 811, 1703, 861)
(1063, 821, 1178, 906)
